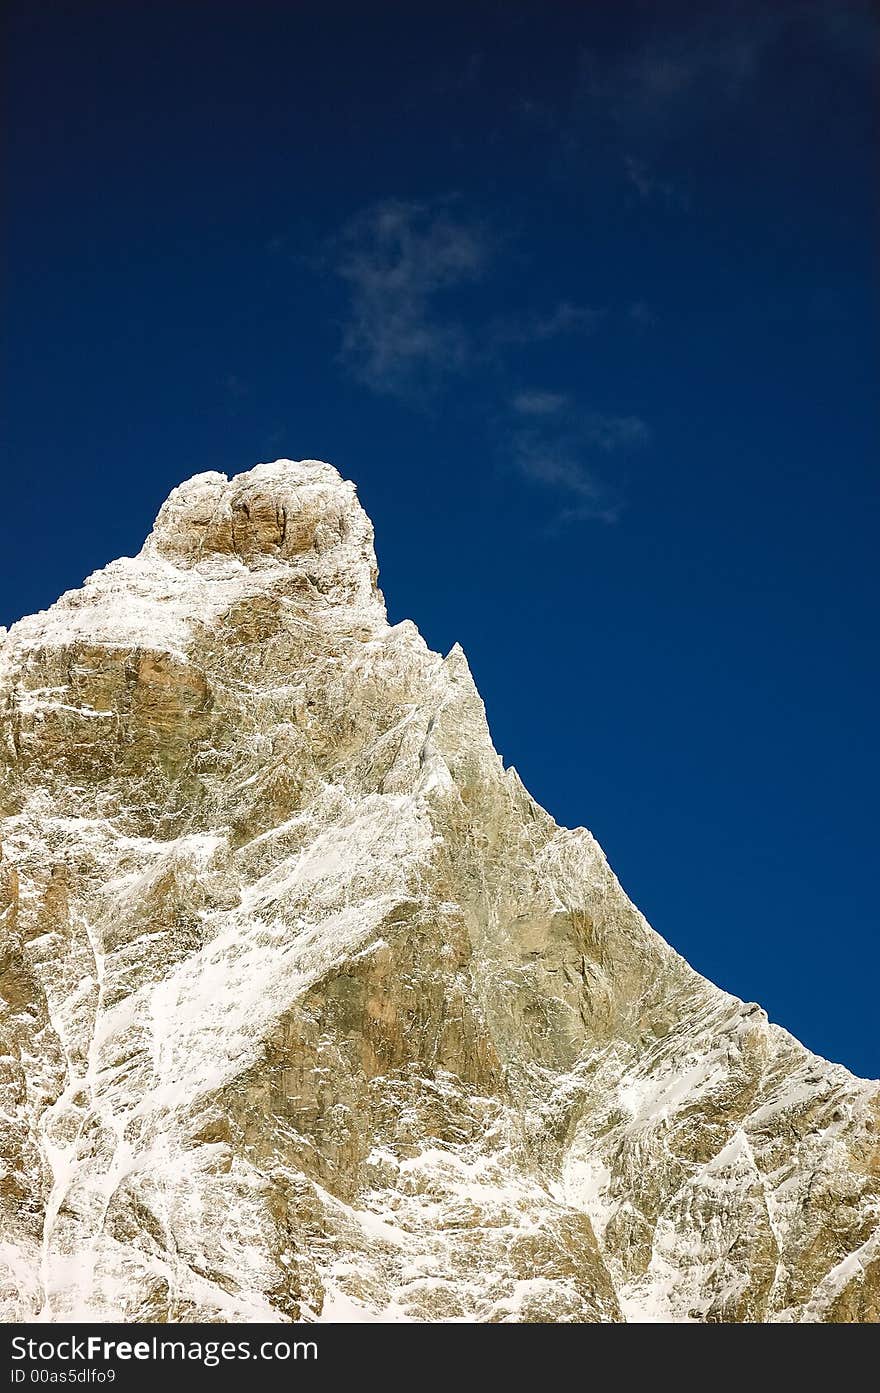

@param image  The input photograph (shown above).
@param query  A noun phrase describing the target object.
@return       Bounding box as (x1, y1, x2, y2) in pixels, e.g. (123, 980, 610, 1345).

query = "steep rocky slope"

(0, 459, 876, 1323)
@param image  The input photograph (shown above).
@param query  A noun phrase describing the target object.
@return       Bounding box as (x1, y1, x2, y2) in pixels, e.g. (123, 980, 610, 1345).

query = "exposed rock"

(0, 458, 876, 1323)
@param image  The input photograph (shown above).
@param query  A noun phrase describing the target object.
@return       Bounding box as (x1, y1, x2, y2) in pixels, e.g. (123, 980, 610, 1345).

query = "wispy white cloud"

(334, 198, 488, 395)
(333, 200, 606, 401)
(512, 437, 618, 523)
(508, 398, 650, 523)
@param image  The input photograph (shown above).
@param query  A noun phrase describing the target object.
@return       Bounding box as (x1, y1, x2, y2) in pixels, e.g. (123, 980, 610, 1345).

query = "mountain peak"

(1, 460, 385, 667)
(0, 455, 877, 1324)
(146, 457, 378, 581)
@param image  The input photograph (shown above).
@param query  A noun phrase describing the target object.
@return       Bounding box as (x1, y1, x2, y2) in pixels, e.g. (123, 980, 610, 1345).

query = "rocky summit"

(0, 459, 877, 1323)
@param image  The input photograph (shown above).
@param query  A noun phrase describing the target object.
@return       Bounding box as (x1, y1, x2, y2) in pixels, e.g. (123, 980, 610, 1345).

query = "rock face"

(0, 459, 877, 1323)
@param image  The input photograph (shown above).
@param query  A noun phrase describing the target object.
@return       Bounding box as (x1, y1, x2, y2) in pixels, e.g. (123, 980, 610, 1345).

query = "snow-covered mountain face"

(0, 459, 877, 1323)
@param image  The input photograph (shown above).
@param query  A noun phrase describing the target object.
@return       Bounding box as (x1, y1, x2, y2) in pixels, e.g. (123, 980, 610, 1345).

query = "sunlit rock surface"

(0, 459, 877, 1323)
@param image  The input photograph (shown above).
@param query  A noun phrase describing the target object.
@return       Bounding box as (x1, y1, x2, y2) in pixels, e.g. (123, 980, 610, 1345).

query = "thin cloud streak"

(508, 399, 650, 524)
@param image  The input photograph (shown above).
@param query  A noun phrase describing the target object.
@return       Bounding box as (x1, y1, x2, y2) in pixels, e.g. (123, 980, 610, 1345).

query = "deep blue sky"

(3, 2, 878, 1075)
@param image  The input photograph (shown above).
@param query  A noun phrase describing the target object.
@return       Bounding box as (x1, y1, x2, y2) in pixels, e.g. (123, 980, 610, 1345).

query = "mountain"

(0, 459, 877, 1323)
